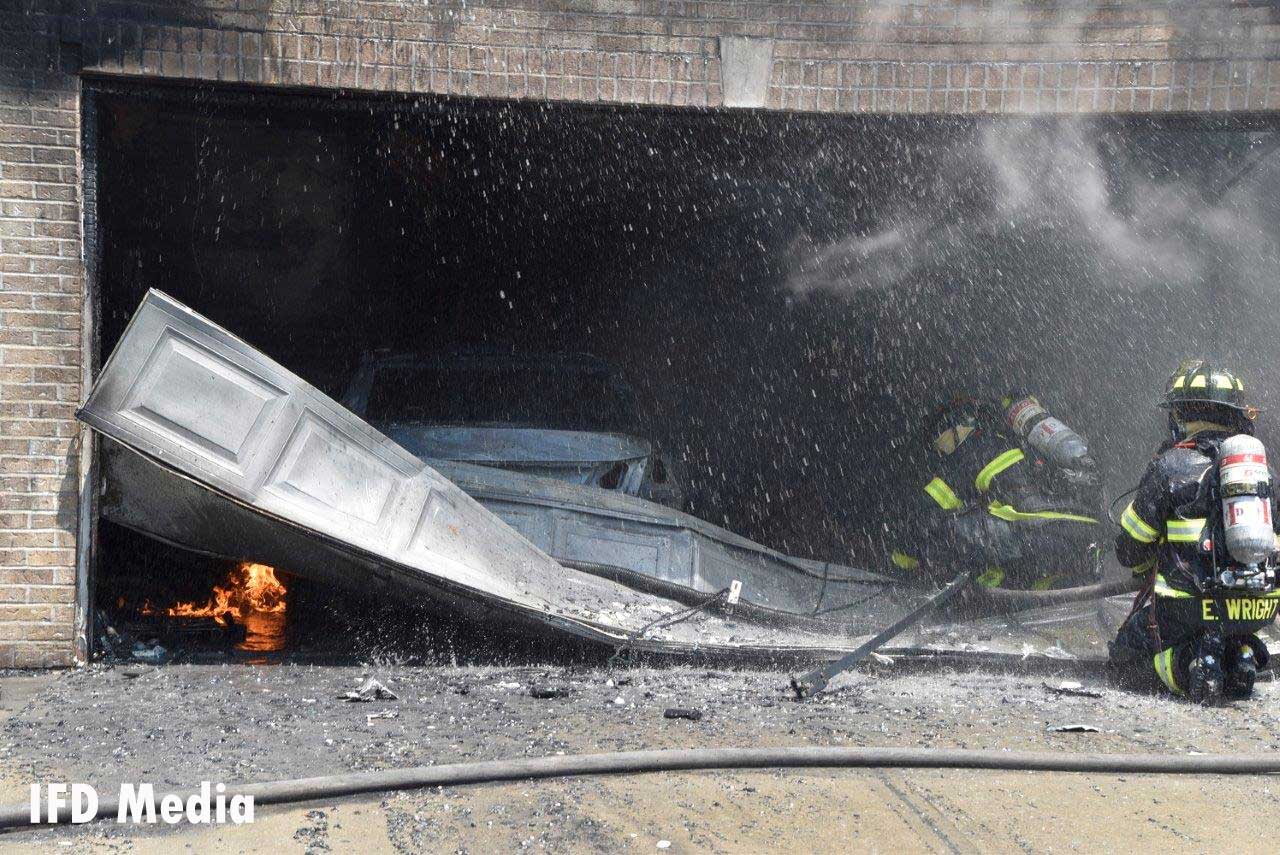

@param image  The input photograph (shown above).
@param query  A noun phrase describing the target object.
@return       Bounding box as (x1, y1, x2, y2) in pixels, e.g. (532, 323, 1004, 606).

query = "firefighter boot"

(1185, 634, 1225, 705)
(1225, 635, 1267, 700)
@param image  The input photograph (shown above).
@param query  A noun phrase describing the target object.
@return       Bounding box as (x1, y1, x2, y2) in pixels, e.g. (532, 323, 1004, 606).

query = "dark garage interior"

(87, 80, 1280, 661)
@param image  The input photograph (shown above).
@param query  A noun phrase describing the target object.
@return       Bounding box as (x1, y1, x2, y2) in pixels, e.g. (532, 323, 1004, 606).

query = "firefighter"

(1111, 360, 1279, 702)
(890, 394, 1102, 591)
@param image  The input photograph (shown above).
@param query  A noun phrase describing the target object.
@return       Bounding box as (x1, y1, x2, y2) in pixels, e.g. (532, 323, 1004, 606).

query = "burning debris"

(145, 562, 287, 627)
(107, 562, 290, 659)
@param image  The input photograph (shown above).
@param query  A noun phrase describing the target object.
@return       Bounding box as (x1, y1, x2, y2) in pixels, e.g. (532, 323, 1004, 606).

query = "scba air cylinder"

(1219, 434, 1274, 566)
(1003, 396, 1091, 470)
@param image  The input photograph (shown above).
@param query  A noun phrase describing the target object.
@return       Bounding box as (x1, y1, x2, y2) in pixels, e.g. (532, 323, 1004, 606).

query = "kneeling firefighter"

(891, 394, 1103, 591)
(1111, 360, 1279, 702)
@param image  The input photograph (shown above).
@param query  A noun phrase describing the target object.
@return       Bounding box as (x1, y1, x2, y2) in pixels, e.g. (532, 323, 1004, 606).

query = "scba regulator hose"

(5, 745, 1280, 829)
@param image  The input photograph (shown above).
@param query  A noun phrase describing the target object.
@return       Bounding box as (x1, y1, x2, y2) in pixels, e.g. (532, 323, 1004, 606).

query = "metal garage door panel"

(262, 408, 412, 534)
(81, 291, 942, 657)
(119, 328, 286, 477)
(78, 289, 559, 605)
(484, 501, 556, 552)
(555, 518, 680, 582)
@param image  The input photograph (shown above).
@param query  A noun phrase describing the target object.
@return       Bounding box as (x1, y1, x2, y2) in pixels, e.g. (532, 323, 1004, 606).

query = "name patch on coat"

(1201, 598, 1280, 622)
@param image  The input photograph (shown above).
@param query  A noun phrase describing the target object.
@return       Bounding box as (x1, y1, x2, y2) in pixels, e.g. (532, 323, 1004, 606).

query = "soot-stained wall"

(96, 86, 1280, 568)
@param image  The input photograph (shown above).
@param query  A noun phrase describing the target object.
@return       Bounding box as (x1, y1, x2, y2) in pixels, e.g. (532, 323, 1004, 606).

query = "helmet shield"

(932, 422, 975, 455)
(927, 396, 985, 454)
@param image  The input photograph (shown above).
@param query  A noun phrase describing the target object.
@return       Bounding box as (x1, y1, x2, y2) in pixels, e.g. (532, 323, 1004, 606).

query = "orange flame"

(160, 562, 287, 626)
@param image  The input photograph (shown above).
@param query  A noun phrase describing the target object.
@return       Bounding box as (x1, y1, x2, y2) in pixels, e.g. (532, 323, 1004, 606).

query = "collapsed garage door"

(84, 79, 1280, 660)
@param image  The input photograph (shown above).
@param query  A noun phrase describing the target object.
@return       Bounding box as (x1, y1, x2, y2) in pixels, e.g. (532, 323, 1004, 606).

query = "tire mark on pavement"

(873, 772, 965, 855)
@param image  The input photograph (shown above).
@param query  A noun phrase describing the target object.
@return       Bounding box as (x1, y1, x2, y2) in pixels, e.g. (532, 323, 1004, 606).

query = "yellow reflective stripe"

(987, 502, 1097, 524)
(924, 477, 964, 511)
(1153, 574, 1194, 598)
(891, 551, 920, 571)
(1166, 518, 1206, 543)
(1120, 503, 1160, 544)
(1176, 372, 1238, 391)
(1131, 556, 1157, 576)
(1153, 647, 1183, 695)
(974, 448, 1025, 493)
(976, 567, 1005, 588)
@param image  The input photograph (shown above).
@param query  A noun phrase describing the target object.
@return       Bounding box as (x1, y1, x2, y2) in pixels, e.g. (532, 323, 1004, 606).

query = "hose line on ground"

(978, 576, 1143, 609)
(5, 745, 1280, 829)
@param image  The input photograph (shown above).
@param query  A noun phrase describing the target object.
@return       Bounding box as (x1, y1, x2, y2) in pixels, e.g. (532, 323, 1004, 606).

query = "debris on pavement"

(530, 685, 571, 699)
(366, 709, 398, 725)
(339, 677, 398, 702)
(1043, 681, 1103, 699)
(1047, 723, 1101, 733)
(9, 663, 1279, 850)
(130, 642, 168, 664)
(664, 708, 703, 721)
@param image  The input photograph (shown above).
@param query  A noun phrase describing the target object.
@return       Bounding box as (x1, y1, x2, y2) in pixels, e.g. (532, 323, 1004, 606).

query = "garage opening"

(84, 79, 1280, 662)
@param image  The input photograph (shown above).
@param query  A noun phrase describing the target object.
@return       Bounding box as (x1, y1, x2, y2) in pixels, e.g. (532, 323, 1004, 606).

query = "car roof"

(365, 346, 623, 377)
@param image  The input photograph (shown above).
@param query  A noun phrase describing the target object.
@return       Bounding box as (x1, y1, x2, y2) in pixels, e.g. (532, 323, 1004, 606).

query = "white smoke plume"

(785, 121, 1280, 298)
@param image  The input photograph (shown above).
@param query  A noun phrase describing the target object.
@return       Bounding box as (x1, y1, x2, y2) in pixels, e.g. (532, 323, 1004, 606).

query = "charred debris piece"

(96, 608, 241, 665)
(339, 678, 398, 703)
(1047, 723, 1101, 733)
(664, 708, 704, 721)
(1042, 681, 1104, 699)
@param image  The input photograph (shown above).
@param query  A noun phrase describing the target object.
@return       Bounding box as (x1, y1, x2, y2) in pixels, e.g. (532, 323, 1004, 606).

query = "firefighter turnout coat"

(1114, 428, 1280, 692)
(894, 416, 1099, 590)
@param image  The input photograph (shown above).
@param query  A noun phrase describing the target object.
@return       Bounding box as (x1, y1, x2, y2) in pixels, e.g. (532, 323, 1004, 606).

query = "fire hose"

(980, 576, 1143, 609)
(4, 745, 1280, 830)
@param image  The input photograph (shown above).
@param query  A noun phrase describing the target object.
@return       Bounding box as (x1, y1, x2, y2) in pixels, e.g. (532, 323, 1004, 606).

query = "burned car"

(341, 349, 686, 509)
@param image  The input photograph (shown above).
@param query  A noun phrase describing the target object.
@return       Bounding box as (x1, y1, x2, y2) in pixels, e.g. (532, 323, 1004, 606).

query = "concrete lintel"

(719, 36, 773, 109)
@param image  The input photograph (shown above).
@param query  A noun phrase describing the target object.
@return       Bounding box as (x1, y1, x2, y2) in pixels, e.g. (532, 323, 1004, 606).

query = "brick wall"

(1, 11, 82, 668)
(3, 0, 1280, 667)
(41, 1, 1280, 114)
